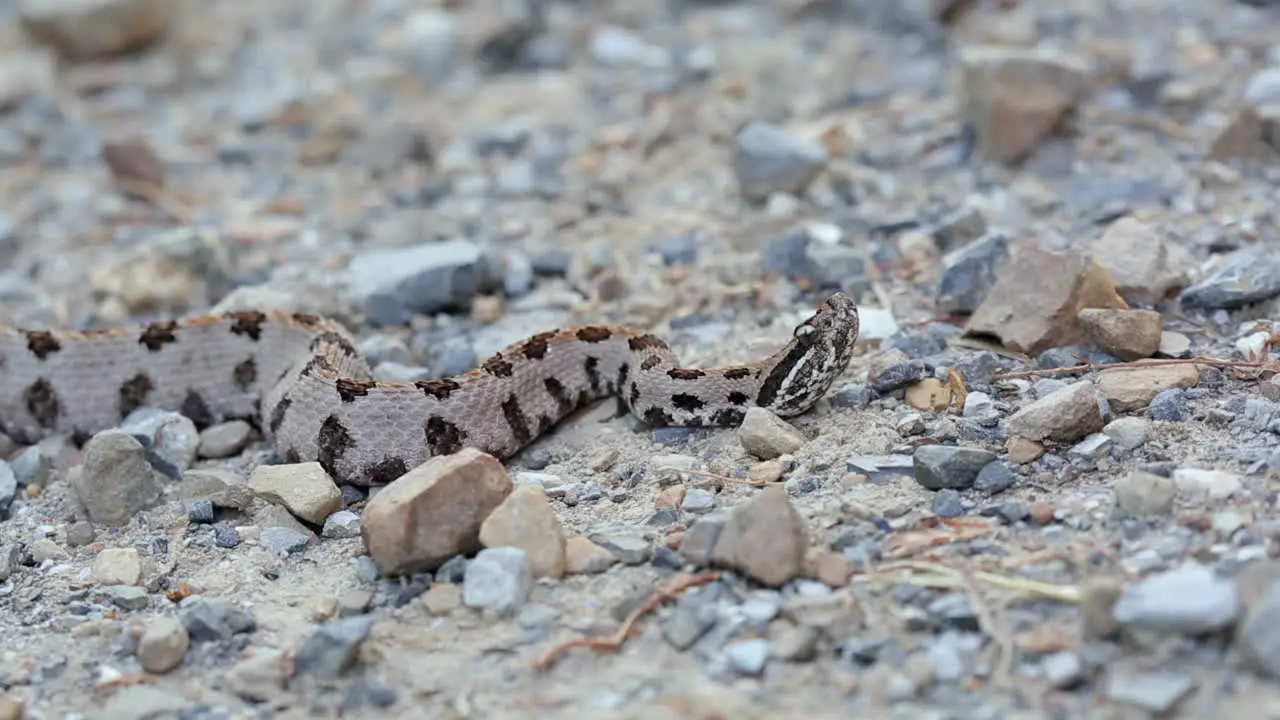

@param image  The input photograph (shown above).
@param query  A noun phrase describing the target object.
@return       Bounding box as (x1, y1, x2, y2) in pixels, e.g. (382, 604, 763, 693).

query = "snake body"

(0, 292, 859, 485)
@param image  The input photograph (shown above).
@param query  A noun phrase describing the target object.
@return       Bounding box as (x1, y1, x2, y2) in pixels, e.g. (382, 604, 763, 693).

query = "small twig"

(93, 673, 158, 690)
(677, 467, 778, 488)
(960, 567, 1015, 688)
(856, 559, 1081, 604)
(534, 572, 721, 672)
(990, 356, 1265, 381)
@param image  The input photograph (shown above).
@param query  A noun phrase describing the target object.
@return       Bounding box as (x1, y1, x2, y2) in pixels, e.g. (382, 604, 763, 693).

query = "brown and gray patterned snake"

(0, 292, 860, 485)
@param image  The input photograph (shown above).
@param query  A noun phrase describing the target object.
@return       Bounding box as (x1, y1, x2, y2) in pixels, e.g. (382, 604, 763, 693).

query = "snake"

(0, 292, 860, 485)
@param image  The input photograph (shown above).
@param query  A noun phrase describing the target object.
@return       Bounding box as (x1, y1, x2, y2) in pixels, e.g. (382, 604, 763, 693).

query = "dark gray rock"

(913, 446, 997, 490)
(935, 231, 1010, 314)
(1181, 246, 1280, 309)
(292, 616, 375, 679)
(732, 121, 828, 202)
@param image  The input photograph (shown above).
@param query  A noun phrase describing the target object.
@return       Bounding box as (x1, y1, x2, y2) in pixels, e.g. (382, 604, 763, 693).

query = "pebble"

(1171, 468, 1243, 501)
(964, 246, 1125, 356)
(1180, 245, 1280, 309)
(588, 529, 652, 565)
(120, 409, 201, 471)
(1097, 365, 1201, 413)
(723, 638, 770, 676)
(737, 408, 807, 459)
(92, 547, 142, 586)
(912, 446, 997, 490)
(197, 420, 254, 458)
(935, 231, 1009, 314)
(1040, 650, 1085, 689)
(292, 615, 376, 679)
(259, 526, 310, 555)
(710, 486, 807, 587)
(1111, 564, 1240, 634)
(1113, 471, 1177, 517)
(0, 693, 21, 720)
(181, 599, 256, 641)
(681, 488, 716, 513)
(662, 594, 717, 650)
(1105, 671, 1196, 714)
(136, 616, 190, 673)
(322, 510, 361, 539)
(1077, 308, 1163, 361)
(563, 536, 618, 575)
(71, 430, 164, 526)
(1102, 417, 1149, 449)
(478, 485, 568, 578)
(1087, 217, 1180, 305)
(19, 0, 174, 60)
(462, 547, 534, 616)
(248, 462, 343, 525)
(973, 461, 1016, 496)
(1149, 388, 1189, 421)
(361, 448, 513, 575)
(1006, 381, 1105, 443)
(732, 121, 828, 202)
(106, 585, 150, 611)
(0, 462, 14, 519)
(955, 45, 1089, 163)
(1237, 581, 1280, 677)
(348, 239, 486, 325)
(421, 583, 462, 616)
(224, 649, 287, 703)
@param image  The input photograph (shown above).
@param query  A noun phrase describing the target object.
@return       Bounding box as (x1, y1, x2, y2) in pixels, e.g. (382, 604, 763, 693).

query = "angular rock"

(292, 616, 375, 679)
(478, 485, 567, 579)
(710, 486, 807, 587)
(913, 446, 997, 490)
(935, 230, 1010, 314)
(1007, 381, 1105, 443)
(347, 239, 489, 325)
(1237, 582, 1280, 678)
(1111, 564, 1240, 635)
(1078, 308, 1162, 361)
(92, 547, 142, 586)
(248, 462, 342, 525)
(1087, 217, 1180, 305)
(361, 448, 513, 575)
(462, 546, 533, 616)
(136, 616, 189, 673)
(1097, 365, 1200, 413)
(732, 121, 828, 202)
(963, 246, 1127, 356)
(1113, 471, 1177, 517)
(1180, 245, 1280, 309)
(71, 430, 164, 526)
(19, 0, 173, 61)
(563, 536, 617, 575)
(955, 45, 1090, 164)
(737, 407, 807, 459)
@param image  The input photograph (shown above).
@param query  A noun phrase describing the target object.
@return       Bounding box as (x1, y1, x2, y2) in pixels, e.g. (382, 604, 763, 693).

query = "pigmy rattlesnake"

(0, 292, 860, 485)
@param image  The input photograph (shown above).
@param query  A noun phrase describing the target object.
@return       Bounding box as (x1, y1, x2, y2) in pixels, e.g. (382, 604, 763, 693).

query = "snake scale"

(0, 292, 860, 485)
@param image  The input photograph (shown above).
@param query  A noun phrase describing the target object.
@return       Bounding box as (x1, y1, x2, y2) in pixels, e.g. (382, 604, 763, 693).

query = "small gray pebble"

(213, 526, 240, 548)
(186, 500, 215, 523)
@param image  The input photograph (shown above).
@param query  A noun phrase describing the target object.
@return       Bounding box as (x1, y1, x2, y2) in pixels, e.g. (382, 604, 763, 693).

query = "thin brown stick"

(990, 356, 1265, 381)
(534, 572, 721, 672)
(960, 567, 1014, 688)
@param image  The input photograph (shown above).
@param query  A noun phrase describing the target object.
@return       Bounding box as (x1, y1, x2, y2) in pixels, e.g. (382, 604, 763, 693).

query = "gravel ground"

(8, 0, 1280, 718)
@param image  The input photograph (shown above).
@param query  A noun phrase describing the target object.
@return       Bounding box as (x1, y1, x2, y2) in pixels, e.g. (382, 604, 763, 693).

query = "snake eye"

(794, 323, 816, 341)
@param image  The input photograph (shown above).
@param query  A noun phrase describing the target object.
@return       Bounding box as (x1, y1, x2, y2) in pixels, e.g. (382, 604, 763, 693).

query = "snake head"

(760, 292, 861, 417)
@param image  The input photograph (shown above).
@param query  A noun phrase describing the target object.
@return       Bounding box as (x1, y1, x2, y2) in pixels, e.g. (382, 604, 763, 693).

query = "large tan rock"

(963, 245, 1128, 356)
(361, 449, 513, 576)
